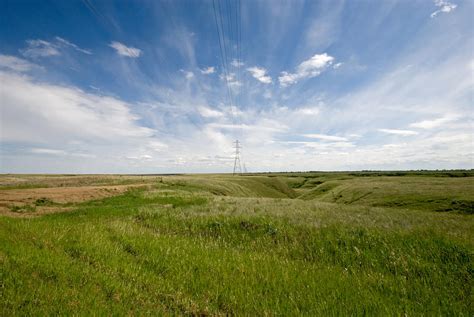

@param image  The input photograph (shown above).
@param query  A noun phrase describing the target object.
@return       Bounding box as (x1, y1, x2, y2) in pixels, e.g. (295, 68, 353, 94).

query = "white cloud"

(410, 115, 459, 129)
(247, 66, 272, 84)
(21, 37, 92, 58)
(109, 41, 142, 58)
(21, 40, 60, 58)
(220, 72, 241, 87)
(263, 90, 272, 99)
(0, 70, 155, 144)
(303, 133, 348, 142)
(146, 141, 168, 152)
(333, 62, 343, 69)
(55, 37, 92, 55)
(31, 148, 66, 155)
(285, 141, 355, 149)
(208, 122, 288, 133)
(126, 154, 153, 161)
(200, 66, 215, 74)
(221, 73, 235, 81)
(2, 0, 473, 174)
(231, 59, 244, 67)
(0, 55, 38, 72)
(228, 80, 242, 88)
(298, 53, 334, 73)
(279, 53, 334, 87)
(431, 0, 457, 18)
(182, 70, 194, 79)
(198, 106, 224, 118)
(30, 148, 95, 158)
(295, 107, 320, 116)
(378, 129, 418, 136)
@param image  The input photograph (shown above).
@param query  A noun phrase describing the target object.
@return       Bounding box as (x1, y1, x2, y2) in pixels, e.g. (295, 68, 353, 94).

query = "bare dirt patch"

(0, 174, 163, 189)
(0, 184, 150, 217)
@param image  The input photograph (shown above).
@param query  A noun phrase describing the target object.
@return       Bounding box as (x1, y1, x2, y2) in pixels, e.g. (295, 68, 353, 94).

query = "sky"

(0, 0, 473, 173)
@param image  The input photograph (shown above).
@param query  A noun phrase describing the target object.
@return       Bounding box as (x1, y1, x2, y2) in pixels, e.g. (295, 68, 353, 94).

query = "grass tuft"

(0, 172, 473, 315)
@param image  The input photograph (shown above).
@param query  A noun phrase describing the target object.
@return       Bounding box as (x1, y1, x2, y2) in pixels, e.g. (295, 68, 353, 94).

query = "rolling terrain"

(0, 172, 473, 315)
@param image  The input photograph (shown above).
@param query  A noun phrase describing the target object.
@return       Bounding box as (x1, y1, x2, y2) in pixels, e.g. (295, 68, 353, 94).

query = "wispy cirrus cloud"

(430, 0, 457, 18)
(378, 129, 418, 136)
(410, 115, 459, 129)
(180, 70, 194, 79)
(55, 37, 92, 55)
(294, 107, 320, 116)
(303, 133, 348, 142)
(0, 68, 155, 144)
(220, 72, 241, 87)
(2, 0, 473, 173)
(285, 140, 355, 149)
(198, 106, 224, 118)
(279, 53, 335, 87)
(247, 66, 272, 84)
(31, 148, 95, 158)
(21, 37, 92, 58)
(21, 39, 60, 58)
(200, 66, 215, 74)
(208, 122, 288, 133)
(0, 55, 39, 72)
(231, 59, 244, 68)
(31, 148, 67, 155)
(109, 41, 142, 58)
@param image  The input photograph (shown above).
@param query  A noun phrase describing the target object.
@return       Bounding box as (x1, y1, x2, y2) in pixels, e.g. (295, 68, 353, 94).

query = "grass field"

(0, 172, 473, 315)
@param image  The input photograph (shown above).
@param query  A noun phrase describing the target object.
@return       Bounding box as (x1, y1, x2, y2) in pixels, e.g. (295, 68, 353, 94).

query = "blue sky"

(0, 0, 472, 173)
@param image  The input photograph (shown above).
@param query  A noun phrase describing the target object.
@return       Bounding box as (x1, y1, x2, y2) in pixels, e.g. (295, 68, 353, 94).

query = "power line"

(233, 0, 246, 174)
(212, 0, 246, 175)
(212, 0, 235, 127)
(225, 0, 234, 69)
(236, 0, 243, 140)
(219, 0, 236, 127)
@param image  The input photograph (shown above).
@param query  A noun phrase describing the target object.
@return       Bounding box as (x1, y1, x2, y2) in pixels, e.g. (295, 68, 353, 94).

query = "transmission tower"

(233, 140, 242, 175)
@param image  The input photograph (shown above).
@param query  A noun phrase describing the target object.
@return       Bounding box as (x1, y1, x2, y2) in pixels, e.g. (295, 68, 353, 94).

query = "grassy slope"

(288, 174, 474, 213)
(0, 173, 473, 315)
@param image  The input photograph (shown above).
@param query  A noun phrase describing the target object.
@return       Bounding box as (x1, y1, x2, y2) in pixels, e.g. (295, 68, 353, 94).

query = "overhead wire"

(226, 0, 238, 133)
(225, 0, 235, 74)
(217, 0, 234, 117)
(212, 0, 247, 172)
(212, 0, 236, 130)
(236, 0, 243, 140)
(236, 0, 245, 169)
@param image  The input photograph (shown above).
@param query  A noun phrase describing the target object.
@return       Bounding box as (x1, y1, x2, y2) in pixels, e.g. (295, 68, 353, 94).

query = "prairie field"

(0, 172, 473, 315)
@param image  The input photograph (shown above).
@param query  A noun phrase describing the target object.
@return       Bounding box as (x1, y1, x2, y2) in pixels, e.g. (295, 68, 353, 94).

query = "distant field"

(0, 172, 473, 315)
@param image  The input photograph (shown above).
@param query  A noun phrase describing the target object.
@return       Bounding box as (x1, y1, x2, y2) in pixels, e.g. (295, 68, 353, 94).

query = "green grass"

(0, 174, 163, 190)
(1, 173, 473, 315)
(8, 205, 37, 213)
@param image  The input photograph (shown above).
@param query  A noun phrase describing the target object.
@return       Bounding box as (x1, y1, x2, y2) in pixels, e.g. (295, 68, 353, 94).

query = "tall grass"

(0, 174, 473, 315)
